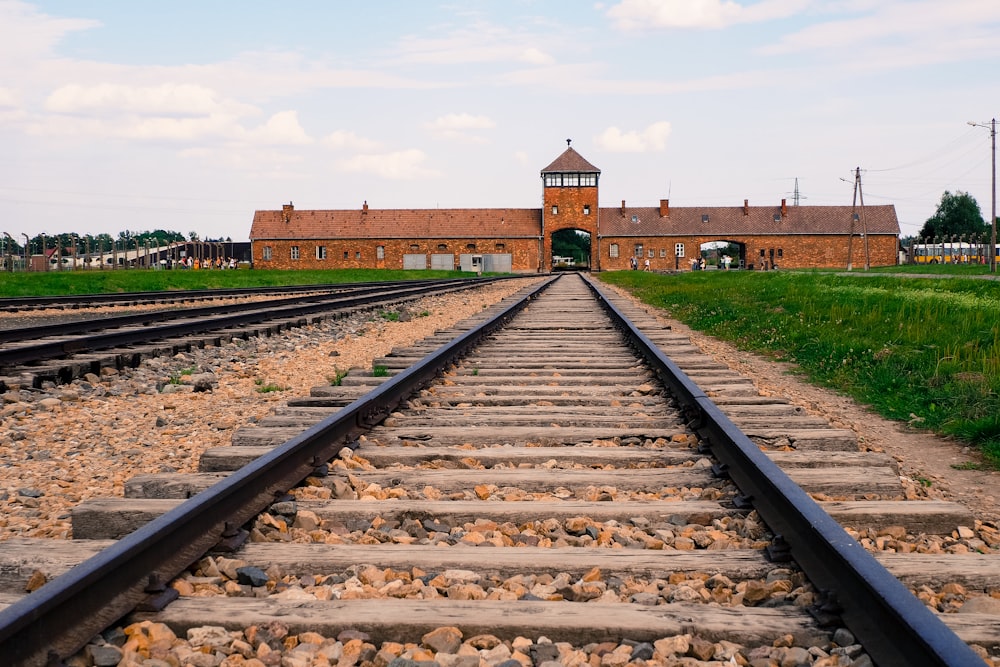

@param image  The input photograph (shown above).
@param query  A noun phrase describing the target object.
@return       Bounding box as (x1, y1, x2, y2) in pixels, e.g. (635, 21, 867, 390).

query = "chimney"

(781, 198, 787, 217)
(281, 201, 294, 223)
(659, 199, 669, 217)
(743, 199, 749, 216)
(362, 200, 368, 214)
(621, 200, 626, 216)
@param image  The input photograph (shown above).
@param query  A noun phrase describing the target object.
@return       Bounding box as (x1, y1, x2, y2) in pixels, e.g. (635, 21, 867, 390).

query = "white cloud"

(595, 121, 672, 152)
(44, 83, 254, 117)
(244, 111, 312, 145)
(337, 149, 442, 180)
(393, 20, 563, 68)
(322, 130, 382, 151)
(520, 47, 556, 66)
(0, 1, 100, 63)
(425, 113, 496, 143)
(606, 0, 809, 30)
(760, 0, 1000, 57)
(24, 113, 240, 141)
(0, 87, 19, 107)
(426, 113, 496, 131)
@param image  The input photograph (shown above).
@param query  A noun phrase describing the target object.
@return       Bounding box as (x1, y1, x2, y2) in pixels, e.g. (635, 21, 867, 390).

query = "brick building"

(249, 143, 900, 272)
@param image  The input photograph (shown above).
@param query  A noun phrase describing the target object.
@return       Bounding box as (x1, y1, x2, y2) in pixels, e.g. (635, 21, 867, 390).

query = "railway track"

(0, 277, 512, 389)
(0, 279, 464, 312)
(0, 273, 996, 666)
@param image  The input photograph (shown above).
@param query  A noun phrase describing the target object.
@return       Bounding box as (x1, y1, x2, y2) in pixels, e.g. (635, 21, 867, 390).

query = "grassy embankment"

(0, 268, 471, 297)
(601, 268, 1000, 466)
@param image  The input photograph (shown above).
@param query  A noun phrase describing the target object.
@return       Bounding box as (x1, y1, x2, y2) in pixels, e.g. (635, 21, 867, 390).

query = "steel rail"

(0, 275, 557, 667)
(0, 278, 511, 368)
(0, 279, 478, 345)
(0, 278, 473, 311)
(581, 274, 983, 667)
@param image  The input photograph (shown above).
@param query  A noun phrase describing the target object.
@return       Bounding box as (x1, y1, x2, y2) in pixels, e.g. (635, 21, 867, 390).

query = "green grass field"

(601, 267, 1000, 465)
(0, 268, 473, 297)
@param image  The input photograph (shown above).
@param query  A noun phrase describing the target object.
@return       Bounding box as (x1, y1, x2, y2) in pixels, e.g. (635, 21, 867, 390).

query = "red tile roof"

(600, 204, 900, 236)
(540, 147, 601, 174)
(251, 202, 898, 241)
(251, 207, 542, 241)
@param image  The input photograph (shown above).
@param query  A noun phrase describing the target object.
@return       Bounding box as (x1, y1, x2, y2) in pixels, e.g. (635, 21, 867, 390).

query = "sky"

(1, 0, 998, 243)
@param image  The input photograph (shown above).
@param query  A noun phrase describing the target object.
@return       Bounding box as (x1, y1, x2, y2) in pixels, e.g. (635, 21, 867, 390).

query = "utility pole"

(847, 167, 870, 271)
(968, 119, 997, 273)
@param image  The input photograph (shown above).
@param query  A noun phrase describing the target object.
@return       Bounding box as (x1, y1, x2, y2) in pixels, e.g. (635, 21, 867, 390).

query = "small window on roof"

(631, 215, 638, 223)
(853, 213, 860, 221)
(702, 214, 710, 223)
(774, 213, 782, 222)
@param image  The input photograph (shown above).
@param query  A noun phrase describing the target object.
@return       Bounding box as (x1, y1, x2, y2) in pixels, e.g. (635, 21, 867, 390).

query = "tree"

(918, 191, 988, 240)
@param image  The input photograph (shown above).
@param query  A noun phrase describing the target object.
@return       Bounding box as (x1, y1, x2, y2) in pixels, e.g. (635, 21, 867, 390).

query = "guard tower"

(540, 140, 600, 271)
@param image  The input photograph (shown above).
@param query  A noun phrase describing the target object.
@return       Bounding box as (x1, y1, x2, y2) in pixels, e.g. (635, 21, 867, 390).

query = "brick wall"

(597, 234, 898, 271)
(542, 185, 599, 270)
(253, 238, 541, 272)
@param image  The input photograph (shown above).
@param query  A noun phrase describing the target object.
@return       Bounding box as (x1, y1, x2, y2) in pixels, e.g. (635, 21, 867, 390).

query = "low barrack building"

(249, 144, 900, 272)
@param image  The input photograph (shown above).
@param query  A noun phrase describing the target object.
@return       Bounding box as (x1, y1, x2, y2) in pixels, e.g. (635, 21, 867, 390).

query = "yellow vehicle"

(910, 242, 1000, 264)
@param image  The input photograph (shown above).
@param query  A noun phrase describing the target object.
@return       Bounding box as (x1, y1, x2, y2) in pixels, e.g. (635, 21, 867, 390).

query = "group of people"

(161, 256, 239, 270)
(630, 253, 737, 271)
(629, 256, 652, 271)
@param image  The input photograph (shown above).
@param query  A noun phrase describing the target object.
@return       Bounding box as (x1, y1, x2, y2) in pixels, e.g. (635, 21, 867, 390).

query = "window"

(674, 243, 685, 258)
(552, 206, 558, 215)
(774, 213, 782, 222)
(466, 243, 476, 250)
(495, 243, 505, 250)
(355, 251, 361, 259)
(583, 205, 590, 215)
(316, 246, 326, 260)
(409, 244, 420, 251)
(290, 245, 300, 260)
(659, 248, 667, 258)
(634, 244, 643, 257)
(376, 245, 385, 260)
(262, 246, 272, 261)
(760, 249, 766, 257)
(647, 249, 654, 258)
(344, 251, 349, 259)
(702, 214, 710, 223)
(631, 215, 638, 223)
(545, 172, 596, 187)
(777, 249, 783, 258)
(609, 243, 619, 258)
(437, 243, 448, 250)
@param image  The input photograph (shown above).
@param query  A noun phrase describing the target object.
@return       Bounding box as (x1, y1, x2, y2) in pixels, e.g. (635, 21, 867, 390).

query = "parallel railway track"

(0, 277, 514, 389)
(0, 279, 468, 312)
(0, 273, 994, 666)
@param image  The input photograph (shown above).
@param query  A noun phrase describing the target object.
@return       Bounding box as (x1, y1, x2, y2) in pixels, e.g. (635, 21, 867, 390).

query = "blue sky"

(1, 0, 998, 242)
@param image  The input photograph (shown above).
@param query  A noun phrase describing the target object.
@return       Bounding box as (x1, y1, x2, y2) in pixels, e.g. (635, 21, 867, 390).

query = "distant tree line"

(0, 230, 233, 255)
